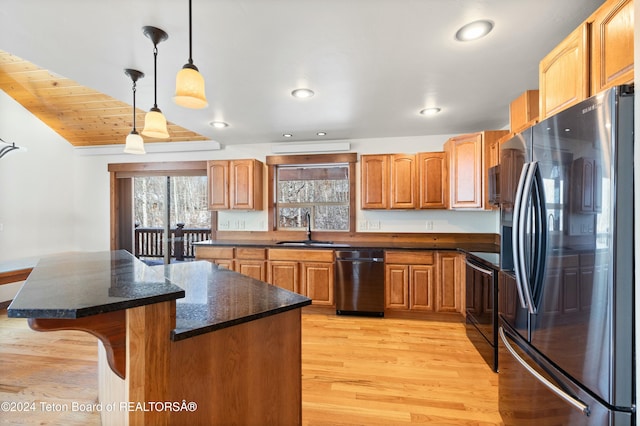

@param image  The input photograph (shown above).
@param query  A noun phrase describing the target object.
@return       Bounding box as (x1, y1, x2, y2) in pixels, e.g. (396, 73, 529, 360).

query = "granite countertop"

(150, 261, 311, 341)
(7, 250, 185, 319)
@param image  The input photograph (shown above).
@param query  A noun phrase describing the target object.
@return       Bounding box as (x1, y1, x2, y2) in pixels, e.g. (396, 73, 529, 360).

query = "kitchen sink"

(275, 240, 350, 248)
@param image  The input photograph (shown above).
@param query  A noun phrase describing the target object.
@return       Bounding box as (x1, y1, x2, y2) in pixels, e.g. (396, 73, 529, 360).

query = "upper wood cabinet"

(590, 0, 634, 94)
(361, 154, 416, 210)
(510, 90, 539, 134)
(361, 153, 448, 210)
(390, 154, 416, 209)
(360, 154, 389, 209)
(207, 159, 264, 211)
(445, 131, 507, 210)
(446, 133, 483, 209)
(417, 152, 448, 209)
(539, 23, 590, 119)
(540, 0, 634, 120)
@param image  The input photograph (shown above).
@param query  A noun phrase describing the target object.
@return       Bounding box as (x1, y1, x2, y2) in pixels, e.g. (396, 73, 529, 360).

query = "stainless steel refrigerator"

(498, 85, 635, 425)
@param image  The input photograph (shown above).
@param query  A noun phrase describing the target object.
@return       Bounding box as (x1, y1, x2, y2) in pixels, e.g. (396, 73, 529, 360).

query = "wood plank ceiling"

(0, 50, 208, 147)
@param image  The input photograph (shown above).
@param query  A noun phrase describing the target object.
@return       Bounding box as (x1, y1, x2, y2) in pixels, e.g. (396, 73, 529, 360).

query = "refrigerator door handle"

(528, 166, 548, 313)
(516, 162, 538, 312)
(512, 162, 530, 309)
(499, 327, 591, 417)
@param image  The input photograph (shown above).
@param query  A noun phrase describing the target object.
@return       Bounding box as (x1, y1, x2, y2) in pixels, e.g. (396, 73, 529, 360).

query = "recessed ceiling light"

(420, 108, 441, 116)
(209, 121, 229, 129)
(317, 132, 327, 136)
(291, 88, 315, 98)
(283, 133, 293, 138)
(455, 20, 494, 42)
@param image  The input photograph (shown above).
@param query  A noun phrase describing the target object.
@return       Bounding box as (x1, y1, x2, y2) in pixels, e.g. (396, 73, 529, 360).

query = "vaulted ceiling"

(0, 0, 604, 148)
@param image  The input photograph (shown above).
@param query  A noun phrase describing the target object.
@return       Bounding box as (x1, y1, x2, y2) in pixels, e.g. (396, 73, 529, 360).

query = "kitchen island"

(7, 250, 311, 425)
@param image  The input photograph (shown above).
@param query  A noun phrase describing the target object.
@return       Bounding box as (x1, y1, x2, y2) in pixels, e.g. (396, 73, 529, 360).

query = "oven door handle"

(465, 259, 494, 276)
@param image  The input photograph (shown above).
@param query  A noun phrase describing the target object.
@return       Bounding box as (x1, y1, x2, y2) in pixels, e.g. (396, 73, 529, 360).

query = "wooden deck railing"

(134, 224, 211, 261)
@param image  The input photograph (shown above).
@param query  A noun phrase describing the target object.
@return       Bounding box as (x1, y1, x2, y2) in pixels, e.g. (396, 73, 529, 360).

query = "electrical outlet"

(358, 220, 368, 231)
(368, 220, 380, 230)
(426, 220, 434, 231)
(239, 220, 245, 229)
(219, 220, 230, 230)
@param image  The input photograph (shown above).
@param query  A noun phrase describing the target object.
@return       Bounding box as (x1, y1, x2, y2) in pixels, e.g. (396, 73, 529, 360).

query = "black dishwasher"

(335, 249, 385, 317)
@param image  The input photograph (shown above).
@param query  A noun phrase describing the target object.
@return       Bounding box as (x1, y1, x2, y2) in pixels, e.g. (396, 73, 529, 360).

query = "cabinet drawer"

(235, 248, 266, 260)
(385, 251, 434, 265)
(269, 248, 333, 263)
(196, 246, 234, 259)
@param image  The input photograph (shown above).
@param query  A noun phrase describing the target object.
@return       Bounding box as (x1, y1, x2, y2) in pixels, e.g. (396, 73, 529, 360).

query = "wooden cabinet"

(384, 251, 436, 312)
(445, 131, 507, 210)
(390, 154, 416, 209)
(540, 0, 633, 119)
(268, 261, 300, 293)
(510, 90, 539, 133)
(302, 262, 334, 306)
(539, 23, 590, 119)
(360, 154, 389, 209)
(385, 250, 462, 314)
(572, 157, 602, 213)
(234, 248, 267, 281)
(436, 252, 463, 313)
(417, 152, 448, 209)
(446, 133, 483, 209)
(207, 159, 264, 211)
(361, 154, 416, 209)
(590, 0, 634, 94)
(484, 137, 501, 211)
(195, 246, 234, 270)
(268, 249, 334, 306)
(499, 147, 526, 207)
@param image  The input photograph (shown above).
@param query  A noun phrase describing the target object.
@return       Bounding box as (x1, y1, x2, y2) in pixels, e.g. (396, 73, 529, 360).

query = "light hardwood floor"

(0, 309, 501, 425)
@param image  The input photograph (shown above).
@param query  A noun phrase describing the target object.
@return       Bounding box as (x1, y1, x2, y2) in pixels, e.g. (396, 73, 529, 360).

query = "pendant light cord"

(153, 45, 159, 109)
(132, 79, 137, 130)
(188, 0, 193, 65)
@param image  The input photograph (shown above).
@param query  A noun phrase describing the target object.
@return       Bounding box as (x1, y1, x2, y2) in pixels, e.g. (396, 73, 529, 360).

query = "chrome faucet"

(306, 211, 312, 241)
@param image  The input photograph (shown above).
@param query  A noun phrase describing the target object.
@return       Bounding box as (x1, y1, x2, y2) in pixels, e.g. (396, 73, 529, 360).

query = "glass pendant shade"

(174, 66, 208, 109)
(123, 131, 145, 154)
(142, 108, 170, 138)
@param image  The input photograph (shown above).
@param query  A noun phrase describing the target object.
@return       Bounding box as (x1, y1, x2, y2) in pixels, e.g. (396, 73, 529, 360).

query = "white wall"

(0, 91, 76, 263)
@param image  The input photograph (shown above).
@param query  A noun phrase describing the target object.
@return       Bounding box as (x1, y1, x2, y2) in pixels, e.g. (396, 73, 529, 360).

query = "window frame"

(266, 153, 357, 233)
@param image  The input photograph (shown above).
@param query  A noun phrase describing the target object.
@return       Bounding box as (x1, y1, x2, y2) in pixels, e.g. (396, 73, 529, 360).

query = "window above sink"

(276, 164, 349, 232)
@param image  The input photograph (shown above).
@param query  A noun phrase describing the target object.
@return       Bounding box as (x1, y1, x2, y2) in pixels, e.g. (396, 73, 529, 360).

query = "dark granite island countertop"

(7, 250, 311, 425)
(7, 250, 185, 319)
(150, 261, 311, 341)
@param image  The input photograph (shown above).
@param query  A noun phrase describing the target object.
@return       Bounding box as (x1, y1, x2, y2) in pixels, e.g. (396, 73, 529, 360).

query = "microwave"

(488, 165, 500, 206)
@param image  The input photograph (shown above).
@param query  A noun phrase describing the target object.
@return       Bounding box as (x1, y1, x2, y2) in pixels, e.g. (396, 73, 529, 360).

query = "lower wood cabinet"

(194, 246, 235, 270)
(385, 250, 463, 315)
(267, 249, 334, 306)
(436, 252, 463, 313)
(234, 248, 267, 281)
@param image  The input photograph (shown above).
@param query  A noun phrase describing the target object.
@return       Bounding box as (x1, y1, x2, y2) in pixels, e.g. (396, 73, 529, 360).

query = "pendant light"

(142, 26, 170, 138)
(174, 0, 208, 109)
(123, 69, 146, 154)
